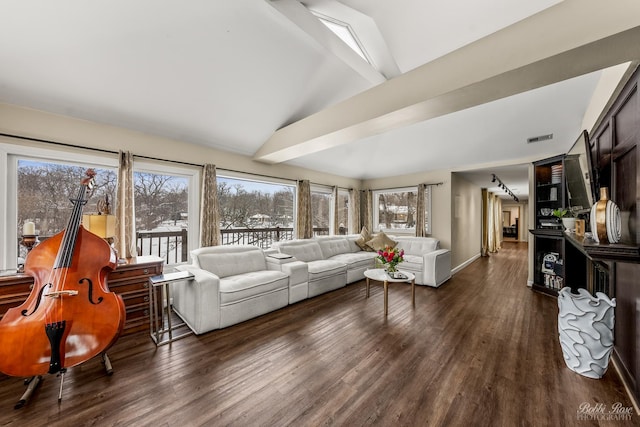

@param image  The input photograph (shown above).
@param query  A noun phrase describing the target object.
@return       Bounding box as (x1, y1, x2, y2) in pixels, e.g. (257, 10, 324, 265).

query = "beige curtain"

(200, 164, 221, 247)
(116, 151, 137, 259)
(363, 189, 372, 232)
(492, 195, 503, 252)
(348, 188, 360, 234)
(332, 186, 339, 235)
(296, 180, 313, 239)
(481, 189, 489, 257)
(486, 192, 502, 254)
(415, 183, 427, 237)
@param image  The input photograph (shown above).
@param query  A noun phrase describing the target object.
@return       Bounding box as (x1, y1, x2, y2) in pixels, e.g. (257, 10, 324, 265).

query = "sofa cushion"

(329, 251, 377, 271)
(193, 245, 267, 278)
(317, 237, 354, 259)
(277, 241, 324, 262)
(219, 270, 289, 305)
(354, 226, 373, 251)
(400, 254, 424, 272)
(366, 231, 397, 251)
(395, 237, 439, 255)
(307, 260, 347, 282)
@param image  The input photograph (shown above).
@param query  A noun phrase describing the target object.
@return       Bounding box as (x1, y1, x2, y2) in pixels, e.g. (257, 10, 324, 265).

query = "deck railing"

(20, 227, 331, 266)
(136, 229, 189, 265)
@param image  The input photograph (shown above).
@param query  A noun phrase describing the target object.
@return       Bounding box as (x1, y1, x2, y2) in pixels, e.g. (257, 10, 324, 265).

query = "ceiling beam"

(254, 0, 640, 164)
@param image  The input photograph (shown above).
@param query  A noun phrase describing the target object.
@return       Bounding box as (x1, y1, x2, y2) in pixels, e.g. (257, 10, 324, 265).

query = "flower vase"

(590, 187, 621, 243)
(386, 264, 397, 273)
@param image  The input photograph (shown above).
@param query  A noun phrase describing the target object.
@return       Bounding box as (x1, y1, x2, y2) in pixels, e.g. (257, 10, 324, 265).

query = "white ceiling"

(1, 0, 639, 201)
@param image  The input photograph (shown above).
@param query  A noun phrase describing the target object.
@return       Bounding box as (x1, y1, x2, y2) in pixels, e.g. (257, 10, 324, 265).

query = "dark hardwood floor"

(0, 242, 637, 426)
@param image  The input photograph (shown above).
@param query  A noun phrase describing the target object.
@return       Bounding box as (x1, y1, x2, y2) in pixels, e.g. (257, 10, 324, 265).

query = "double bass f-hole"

(20, 283, 52, 317)
(79, 278, 103, 305)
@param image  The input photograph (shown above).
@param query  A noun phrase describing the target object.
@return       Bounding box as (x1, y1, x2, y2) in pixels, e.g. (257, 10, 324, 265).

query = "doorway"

(502, 206, 520, 242)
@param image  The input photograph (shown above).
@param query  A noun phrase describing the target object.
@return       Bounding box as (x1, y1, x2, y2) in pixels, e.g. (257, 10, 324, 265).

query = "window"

(310, 184, 332, 236)
(337, 189, 349, 235)
(373, 186, 431, 234)
(315, 14, 371, 64)
(1, 142, 119, 269)
(217, 173, 295, 248)
(133, 161, 199, 265)
(17, 160, 117, 261)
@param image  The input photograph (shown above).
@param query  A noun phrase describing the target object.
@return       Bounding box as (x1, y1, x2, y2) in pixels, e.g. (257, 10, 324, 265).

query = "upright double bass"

(0, 169, 125, 378)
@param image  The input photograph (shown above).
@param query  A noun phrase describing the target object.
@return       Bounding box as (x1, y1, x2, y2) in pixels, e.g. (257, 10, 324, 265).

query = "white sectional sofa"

(174, 235, 451, 335)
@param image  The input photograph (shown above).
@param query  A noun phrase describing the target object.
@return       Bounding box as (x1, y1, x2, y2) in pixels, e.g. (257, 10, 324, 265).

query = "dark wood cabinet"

(557, 64, 640, 408)
(0, 256, 163, 335)
(531, 155, 567, 295)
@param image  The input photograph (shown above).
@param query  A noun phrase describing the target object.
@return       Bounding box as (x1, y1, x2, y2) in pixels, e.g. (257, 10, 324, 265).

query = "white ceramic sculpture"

(558, 287, 616, 379)
(590, 187, 622, 243)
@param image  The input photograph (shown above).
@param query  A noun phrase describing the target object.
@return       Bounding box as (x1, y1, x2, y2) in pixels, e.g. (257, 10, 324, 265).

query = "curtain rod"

(369, 182, 444, 192)
(0, 132, 353, 190)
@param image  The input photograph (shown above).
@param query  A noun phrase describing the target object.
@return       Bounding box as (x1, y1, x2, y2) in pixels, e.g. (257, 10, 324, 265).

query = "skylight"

(314, 14, 371, 65)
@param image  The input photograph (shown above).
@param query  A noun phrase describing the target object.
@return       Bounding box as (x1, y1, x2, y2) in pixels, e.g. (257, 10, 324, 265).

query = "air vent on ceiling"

(527, 134, 553, 143)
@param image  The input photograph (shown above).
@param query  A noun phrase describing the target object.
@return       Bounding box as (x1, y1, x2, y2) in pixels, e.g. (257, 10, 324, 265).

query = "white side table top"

(364, 268, 415, 283)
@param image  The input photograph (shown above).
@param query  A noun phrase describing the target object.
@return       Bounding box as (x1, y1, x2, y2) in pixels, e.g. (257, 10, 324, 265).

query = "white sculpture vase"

(590, 187, 621, 243)
(558, 287, 616, 379)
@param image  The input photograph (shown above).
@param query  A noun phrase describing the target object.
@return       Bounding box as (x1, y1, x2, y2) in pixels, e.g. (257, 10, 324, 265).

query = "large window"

(133, 163, 196, 265)
(373, 186, 431, 234)
(17, 159, 117, 260)
(1, 143, 119, 269)
(217, 173, 295, 248)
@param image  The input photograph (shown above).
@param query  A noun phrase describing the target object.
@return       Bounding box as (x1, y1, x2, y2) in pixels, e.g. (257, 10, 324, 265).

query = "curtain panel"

(491, 194, 502, 253)
(481, 189, 489, 257)
(415, 183, 427, 237)
(200, 164, 221, 247)
(296, 180, 313, 239)
(116, 150, 137, 259)
(483, 191, 502, 254)
(349, 188, 361, 234)
(332, 186, 339, 235)
(363, 190, 372, 233)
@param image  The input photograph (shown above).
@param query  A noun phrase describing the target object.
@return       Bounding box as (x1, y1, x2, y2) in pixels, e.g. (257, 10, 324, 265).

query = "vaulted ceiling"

(1, 1, 640, 200)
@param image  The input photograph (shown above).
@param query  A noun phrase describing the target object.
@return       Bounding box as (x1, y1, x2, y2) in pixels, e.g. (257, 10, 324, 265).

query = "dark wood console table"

(0, 256, 164, 336)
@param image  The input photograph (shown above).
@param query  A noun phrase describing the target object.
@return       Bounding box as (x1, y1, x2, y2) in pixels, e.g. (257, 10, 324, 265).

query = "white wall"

(0, 103, 363, 191)
(451, 173, 482, 271)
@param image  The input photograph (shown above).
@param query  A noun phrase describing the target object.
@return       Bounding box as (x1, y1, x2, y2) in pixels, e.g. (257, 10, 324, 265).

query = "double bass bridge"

(45, 290, 79, 298)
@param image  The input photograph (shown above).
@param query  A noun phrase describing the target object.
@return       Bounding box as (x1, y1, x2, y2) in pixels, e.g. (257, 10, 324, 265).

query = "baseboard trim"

(612, 350, 640, 416)
(452, 253, 481, 275)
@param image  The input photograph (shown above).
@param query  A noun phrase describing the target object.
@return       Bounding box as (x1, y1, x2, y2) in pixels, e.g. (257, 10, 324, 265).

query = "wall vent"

(527, 133, 553, 143)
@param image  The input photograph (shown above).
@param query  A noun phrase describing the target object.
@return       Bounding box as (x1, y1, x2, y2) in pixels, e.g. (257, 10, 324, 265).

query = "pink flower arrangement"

(376, 246, 404, 272)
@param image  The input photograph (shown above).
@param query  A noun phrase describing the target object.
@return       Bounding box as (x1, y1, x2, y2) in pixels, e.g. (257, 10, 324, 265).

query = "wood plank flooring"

(0, 242, 636, 426)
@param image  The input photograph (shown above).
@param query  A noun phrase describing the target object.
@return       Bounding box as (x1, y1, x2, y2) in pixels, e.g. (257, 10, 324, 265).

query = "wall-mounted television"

(565, 130, 597, 213)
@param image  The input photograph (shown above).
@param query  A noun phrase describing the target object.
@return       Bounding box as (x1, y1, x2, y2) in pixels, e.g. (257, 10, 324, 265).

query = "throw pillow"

(354, 226, 372, 251)
(366, 231, 397, 252)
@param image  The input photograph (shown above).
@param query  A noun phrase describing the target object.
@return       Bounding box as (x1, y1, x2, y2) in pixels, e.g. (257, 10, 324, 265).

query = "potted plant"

(553, 208, 576, 231)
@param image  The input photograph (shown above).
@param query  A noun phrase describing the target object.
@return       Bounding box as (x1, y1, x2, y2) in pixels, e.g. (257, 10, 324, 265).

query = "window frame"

(1, 141, 118, 269)
(372, 186, 432, 235)
(310, 183, 334, 235)
(216, 171, 297, 245)
(132, 159, 200, 265)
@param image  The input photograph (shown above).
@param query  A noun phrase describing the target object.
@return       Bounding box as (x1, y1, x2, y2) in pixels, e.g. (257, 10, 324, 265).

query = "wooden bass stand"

(14, 352, 114, 409)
